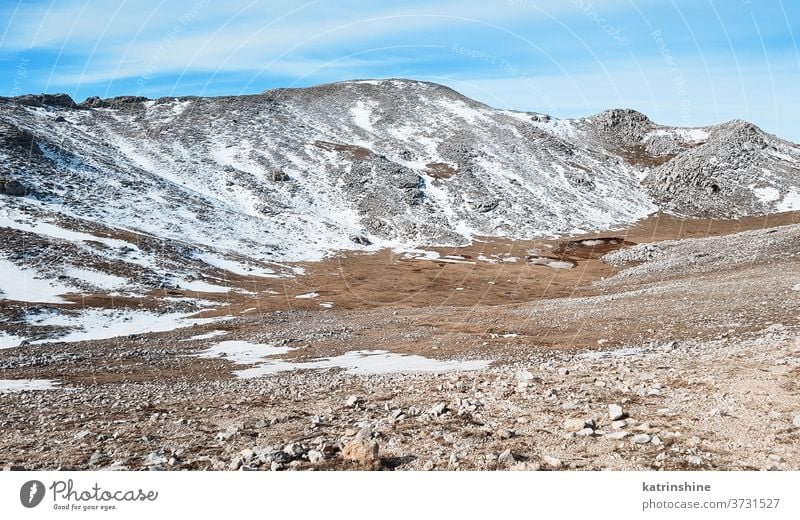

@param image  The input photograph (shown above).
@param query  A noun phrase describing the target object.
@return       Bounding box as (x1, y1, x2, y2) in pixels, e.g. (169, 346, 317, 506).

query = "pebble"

(793, 415, 800, 428)
(631, 434, 651, 445)
(345, 395, 360, 408)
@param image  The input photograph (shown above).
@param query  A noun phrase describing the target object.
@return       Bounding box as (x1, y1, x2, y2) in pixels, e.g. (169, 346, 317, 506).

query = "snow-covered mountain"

(1, 78, 799, 305)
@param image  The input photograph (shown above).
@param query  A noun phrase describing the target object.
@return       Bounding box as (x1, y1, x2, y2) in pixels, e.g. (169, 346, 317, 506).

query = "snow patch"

(0, 258, 73, 303)
(187, 330, 228, 341)
(754, 186, 781, 203)
(233, 350, 491, 378)
(0, 379, 60, 393)
(28, 309, 224, 344)
(777, 190, 800, 212)
(198, 340, 293, 364)
(65, 268, 127, 290)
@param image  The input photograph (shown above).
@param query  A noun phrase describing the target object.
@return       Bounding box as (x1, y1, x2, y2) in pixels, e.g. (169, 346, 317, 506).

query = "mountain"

(1, 79, 799, 305)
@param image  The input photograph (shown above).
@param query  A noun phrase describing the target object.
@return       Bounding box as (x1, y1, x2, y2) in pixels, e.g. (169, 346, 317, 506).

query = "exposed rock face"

(643, 119, 799, 217)
(10, 93, 77, 109)
(0, 79, 797, 264)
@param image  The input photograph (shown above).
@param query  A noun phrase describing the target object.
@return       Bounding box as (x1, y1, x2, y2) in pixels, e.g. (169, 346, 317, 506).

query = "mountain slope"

(1, 79, 799, 289)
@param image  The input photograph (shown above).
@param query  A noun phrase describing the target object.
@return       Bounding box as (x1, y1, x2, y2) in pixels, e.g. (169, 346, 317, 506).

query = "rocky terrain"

(1, 80, 799, 471)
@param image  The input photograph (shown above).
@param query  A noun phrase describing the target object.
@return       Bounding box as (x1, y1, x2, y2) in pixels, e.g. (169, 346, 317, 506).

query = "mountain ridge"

(1, 79, 798, 301)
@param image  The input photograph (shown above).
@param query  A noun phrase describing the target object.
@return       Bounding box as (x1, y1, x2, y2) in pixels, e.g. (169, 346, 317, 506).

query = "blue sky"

(1, 0, 798, 141)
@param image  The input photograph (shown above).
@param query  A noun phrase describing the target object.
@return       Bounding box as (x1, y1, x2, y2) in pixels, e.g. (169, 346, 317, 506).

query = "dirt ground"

(1, 211, 799, 471)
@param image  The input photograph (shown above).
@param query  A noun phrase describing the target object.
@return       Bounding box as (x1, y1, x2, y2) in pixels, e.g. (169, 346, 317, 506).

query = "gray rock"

(144, 452, 168, 466)
(793, 415, 800, 428)
(563, 418, 594, 432)
(3, 179, 26, 196)
(429, 402, 448, 416)
(542, 455, 562, 468)
(307, 450, 324, 464)
(497, 449, 517, 465)
(345, 395, 360, 408)
(631, 434, 651, 445)
(608, 404, 626, 421)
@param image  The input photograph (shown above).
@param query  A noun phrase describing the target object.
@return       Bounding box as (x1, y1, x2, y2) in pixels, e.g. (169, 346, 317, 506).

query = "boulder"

(341, 438, 379, 466)
(2, 179, 26, 196)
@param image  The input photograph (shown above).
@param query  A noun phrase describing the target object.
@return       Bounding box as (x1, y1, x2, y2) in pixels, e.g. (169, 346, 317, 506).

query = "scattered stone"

(686, 455, 703, 466)
(611, 420, 628, 429)
(144, 452, 167, 466)
(341, 438, 379, 466)
(429, 402, 448, 416)
(345, 395, 360, 408)
(563, 418, 594, 432)
(793, 415, 800, 429)
(542, 455, 562, 469)
(497, 449, 517, 465)
(498, 428, 516, 440)
(608, 404, 626, 421)
(631, 434, 651, 445)
(604, 431, 629, 440)
(307, 450, 324, 464)
(88, 451, 105, 466)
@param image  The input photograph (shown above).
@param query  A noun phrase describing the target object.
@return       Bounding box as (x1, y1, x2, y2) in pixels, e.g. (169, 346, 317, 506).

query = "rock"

(686, 455, 703, 466)
(15, 93, 76, 108)
(283, 442, 305, 458)
(74, 430, 92, 440)
(608, 404, 626, 421)
(307, 450, 324, 464)
(345, 395, 360, 408)
(88, 451, 105, 466)
(215, 426, 239, 442)
(498, 428, 516, 440)
(631, 434, 651, 445)
(563, 418, 595, 432)
(542, 455, 562, 469)
(611, 420, 628, 429)
(497, 449, 517, 465)
(239, 449, 255, 463)
(341, 438, 379, 466)
(270, 170, 290, 181)
(355, 425, 373, 441)
(2, 179, 27, 197)
(144, 452, 167, 466)
(511, 461, 541, 471)
(349, 234, 372, 246)
(793, 415, 800, 428)
(228, 459, 242, 471)
(604, 431, 629, 440)
(575, 427, 595, 437)
(429, 402, 448, 416)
